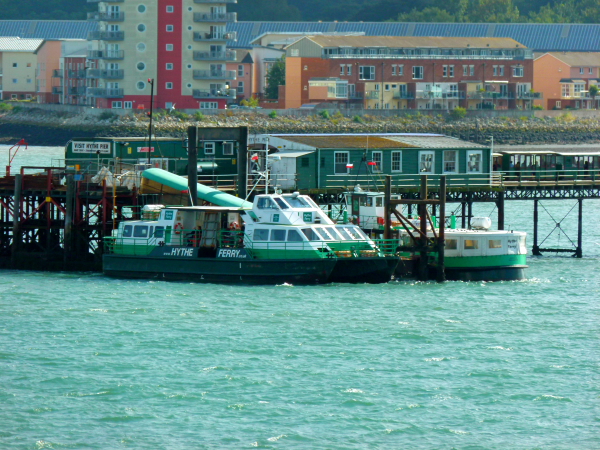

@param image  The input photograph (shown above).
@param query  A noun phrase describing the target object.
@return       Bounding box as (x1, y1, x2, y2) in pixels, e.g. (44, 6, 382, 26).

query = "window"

(133, 225, 148, 238)
(204, 142, 215, 155)
(271, 229, 286, 241)
(446, 239, 458, 250)
(138, 4, 146, 13)
(513, 66, 524, 77)
(359, 66, 375, 80)
(419, 151, 434, 174)
(124, 101, 133, 109)
(556, 101, 561, 109)
(237, 81, 244, 94)
(371, 151, 382, 173)
(493, 65, 498, 76)
(580, 67, 584, 74)
(223, 142, 234, 155)
(166, 25, 174, 32)
(470, 65, 475, 76)
(589, 68, 594, 74)
(253, 229, 269, 241)
(26, 79, 32, 84)
(12, 62, 17, 68)
(111, 101, 123, 108)
(137, 24, 146, 32)
(384, 84, 390, 91)
(10, 94, 17, 99)
(165, 82, 173, 89)
(340, 65, 345, 76)
(166, 5, 174, 12)
(391, 151, 402, 172)
(123, 225, 133, 237)
(464, 239, 479, 250)
(392, 65, 397, 76)
(12, 79, 17, 84)
(166, 44, 173, 51)
(137, 81, 146, 90)
(398, 65, 404, 76)
(499, 65, 504, 76)
(137, 62, 146, 71)
(412, 66, 424, 79)
(347, 64, 352, 76)
(166, 63, 173, 70)
(334, 152, 350, 174)
(238, 64, 244, 77)
(200, 102, 218, 109)
(467, 150, 483, 173)
(443, 150, 458, 173)
(489, 239, 502, 249)
(443, 65, 448, 77)
(27, 63, 31, 67)
(463, 65, 468, 76)
(287, 229, 303, 242)
(137, 43, 146, 52)
(449, 65, 454, 77)
(301, 157, 309, 168)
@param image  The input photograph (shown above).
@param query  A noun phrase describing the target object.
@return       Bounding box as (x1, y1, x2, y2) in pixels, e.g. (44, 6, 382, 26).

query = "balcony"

(365, 91, 381, 100)
(466, 91, 513, 100)
(193, 31, 236, 42)
(87, 87, 124, 98)
(193, 88, 236, 100)
(88, 31, 124, 41)
(68, 86, 87, 95)
(52, 69, 63, 78)
(193, 12, 237, 22)
(86, 69, 124, 79)
(193, 50, 237, 61)
(87, 50, 124, 60)
(194, 0, 237, 3)
(517, 92, 543, 100)
(193, 69, 236, 80)
(392, 91, 415, 99)
(87, 11, 125, 21)
(52, 86, 63, 94)
(67, 69, 87, 79)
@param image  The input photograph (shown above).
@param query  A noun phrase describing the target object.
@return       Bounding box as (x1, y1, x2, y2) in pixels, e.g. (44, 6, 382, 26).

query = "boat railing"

(372, 239, 402, 256)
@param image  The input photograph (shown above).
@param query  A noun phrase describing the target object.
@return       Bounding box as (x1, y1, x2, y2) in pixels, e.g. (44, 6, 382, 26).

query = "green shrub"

(269, 110, 278, 119)
(319, 110, 330, 120)
(0, 102, 13, 112)
(99, 111, 116, 121)
(353, 115, 364, 124)
(533, 105, 543, 110)
(194, 111, 205, 121)
(333, 111, 344, 119)
(449, 106, 467, 120)
(171, 109, 190, 120)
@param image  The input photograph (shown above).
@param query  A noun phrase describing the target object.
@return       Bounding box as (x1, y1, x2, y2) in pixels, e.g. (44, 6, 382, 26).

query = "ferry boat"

(345, 190, 528, 281)
(103, 169, 398, 284)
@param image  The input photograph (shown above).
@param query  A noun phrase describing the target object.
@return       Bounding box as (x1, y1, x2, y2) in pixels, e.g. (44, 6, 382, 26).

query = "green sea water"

(0, 146, 599, 449)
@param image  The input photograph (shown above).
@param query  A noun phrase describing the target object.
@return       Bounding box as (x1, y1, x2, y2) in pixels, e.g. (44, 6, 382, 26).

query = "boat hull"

(329, 255, 399, 284)
(103, 254, 336, 285)
(444, 265, 528, 282)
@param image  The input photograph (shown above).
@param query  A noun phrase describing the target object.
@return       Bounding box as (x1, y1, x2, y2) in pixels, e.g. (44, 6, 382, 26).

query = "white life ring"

(174, 222, 184, 234)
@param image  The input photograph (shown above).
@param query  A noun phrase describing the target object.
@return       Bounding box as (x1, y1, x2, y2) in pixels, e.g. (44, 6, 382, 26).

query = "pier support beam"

(187, 127, 198, 206)
(436, 176, 446, 283)
(532, 199, 541, 256)
(576, 198, 583, 258)
(418, 175, 428, 281)
(497, 190, 505, 231)
(64, 175, 75, 263)
(11, 174, 22, 267)
(467, 193, 473, 229)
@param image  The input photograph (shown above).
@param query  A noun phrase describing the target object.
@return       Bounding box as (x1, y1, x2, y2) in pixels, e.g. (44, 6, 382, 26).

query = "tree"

(265, 57, 286, 100)
(465, 0, 521, 22)
(589, 84, 599, 109)
(395, 7, 458, 22)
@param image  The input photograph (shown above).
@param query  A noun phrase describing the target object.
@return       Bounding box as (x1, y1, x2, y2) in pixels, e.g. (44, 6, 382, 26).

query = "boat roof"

(167, 206, 244, 212)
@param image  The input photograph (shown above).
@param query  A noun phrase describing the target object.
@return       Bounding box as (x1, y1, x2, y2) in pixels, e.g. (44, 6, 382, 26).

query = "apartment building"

(534, 52, 600, 110)
(226, 49, 252, 101)
(281, 36, 536, 111)
(86, 0, 237, 110)
(0, 37, 43, 101)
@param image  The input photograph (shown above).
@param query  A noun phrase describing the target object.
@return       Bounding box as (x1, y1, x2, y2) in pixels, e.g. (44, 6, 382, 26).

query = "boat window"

(253, 229, 269, 241)
(271, 229, 286, 241)
(123, 225, 133, 237)
(335, 227, 353, 240)
(284, 196, 311, 208)
(489, 239, 502, 249)
(327, 227, 344, 240)
(301, 228, 321, 241)
(464, 239, 479, 250)
(133, 225, 149, 238)
(256, 197, 278, 210)
(446, 239, 458, 249)
(344, 226, 368, 240)
(366, 197, 373, 207)
(287, 229, 304, 242)
(273, 198, 290, 209)
(304, 197, 319, 208)
(376, 197, 383, 207)
(315, 227, 334, 240)
(154, 226, 165, 238)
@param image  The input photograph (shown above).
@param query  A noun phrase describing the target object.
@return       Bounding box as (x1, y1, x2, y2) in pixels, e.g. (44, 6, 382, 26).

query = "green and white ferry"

(103, 169, 398, 284)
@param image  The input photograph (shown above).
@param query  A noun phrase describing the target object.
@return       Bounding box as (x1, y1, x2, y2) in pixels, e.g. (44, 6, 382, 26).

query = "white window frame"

(449, 65, 454, 77)
(467, 150, 483, 173)
(359, 66, 375, 80)
(124, 101, 133, 109)
(238, 64, 244, 77)
(419, 151, 435, 174)
(391, 151, 402, 173)
(166, 25, 174, 32)
(513, 66, 524, 77)
(499, 65, 504, 76)
(371, 151, 383, 173)
(200, 102, 218, 109)
(204, 142, 215, 155)
(223, 142, 234, 155)
(346, 64, 352, 76)
(334, 151, 350, 175)
(412, 66, 424, 80)
(166, 5, 174, 12)
(443, 65, 448, 77)
(556, 100, 561, 109)
(469, 65, 475, 76)
(166, 63, 173, 70)
(237, 81, 244, 94)
(443, 150, 458, 173)
(111, 101, 123, 109)
(166, 44, 174, 51)
(166, 82, 173, 89)
(580, 67, 584, 74)
(340, 64, 345, 76)
(398, 65, 404, 76)
(392, 65, 397, 76)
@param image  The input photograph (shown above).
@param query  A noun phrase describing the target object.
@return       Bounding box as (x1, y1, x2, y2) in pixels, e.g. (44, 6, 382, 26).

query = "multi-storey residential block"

(226, 49, 252, 102)
(280, 36, 536, 111)
(0, 37, 43, 101)
(86, 0, 237, 110)
(37, 40, 88, 105)
(534, 52, 600, 110)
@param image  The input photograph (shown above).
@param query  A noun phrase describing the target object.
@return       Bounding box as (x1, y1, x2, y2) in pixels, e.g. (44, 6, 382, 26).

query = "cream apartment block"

(86, 0, 237, 110)
(0, 37, 43, 101)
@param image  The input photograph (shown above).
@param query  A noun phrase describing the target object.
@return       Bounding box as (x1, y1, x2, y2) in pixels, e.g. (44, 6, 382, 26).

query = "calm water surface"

(0, 146, 598, 449)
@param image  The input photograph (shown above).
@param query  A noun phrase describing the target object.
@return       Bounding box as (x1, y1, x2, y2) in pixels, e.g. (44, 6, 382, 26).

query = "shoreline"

(2, 107, 600, 147)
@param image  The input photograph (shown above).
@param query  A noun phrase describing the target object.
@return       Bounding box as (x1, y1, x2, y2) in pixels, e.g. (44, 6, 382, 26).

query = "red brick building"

(281, 36, 535, 111)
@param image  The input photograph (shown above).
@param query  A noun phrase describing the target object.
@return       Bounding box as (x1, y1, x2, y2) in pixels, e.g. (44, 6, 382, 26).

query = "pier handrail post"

(437, 176, 446, 282)
(11, 174, 22, 268)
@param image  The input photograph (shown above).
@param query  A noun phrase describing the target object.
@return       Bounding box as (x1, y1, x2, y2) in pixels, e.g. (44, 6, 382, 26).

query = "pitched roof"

(0, 37, 44, 52)
(0, 20, 97, 40)
(303, 35, 525, 49)
(544, 52, 600, 67)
